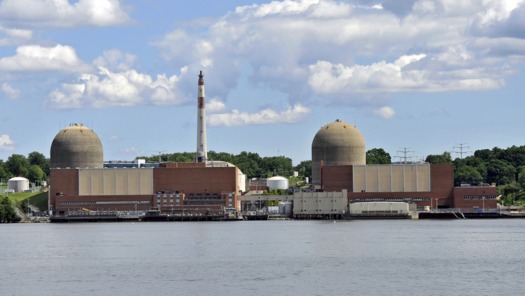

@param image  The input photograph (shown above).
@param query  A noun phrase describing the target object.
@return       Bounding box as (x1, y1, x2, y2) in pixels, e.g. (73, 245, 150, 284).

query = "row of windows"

(298, 199, 344, 203)
(60, 200, 150, 206)
(463, 195, 497, 200)
(157, 197, 180, 205)
(351, 198, 430, 202)
(297, 209, 341, 212)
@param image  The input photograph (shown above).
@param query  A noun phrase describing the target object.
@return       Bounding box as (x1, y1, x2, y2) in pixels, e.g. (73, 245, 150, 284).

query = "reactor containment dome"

(311, 119, 366, 186)
(50, 123, 103, 168)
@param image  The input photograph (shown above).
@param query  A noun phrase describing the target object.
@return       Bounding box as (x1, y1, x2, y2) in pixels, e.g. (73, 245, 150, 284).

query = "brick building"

(320, 163, 497, 210)
(49, 162, 241, 216)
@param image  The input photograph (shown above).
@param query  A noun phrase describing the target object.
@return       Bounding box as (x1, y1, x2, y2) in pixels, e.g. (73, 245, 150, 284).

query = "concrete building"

(293, 190, 347, 219)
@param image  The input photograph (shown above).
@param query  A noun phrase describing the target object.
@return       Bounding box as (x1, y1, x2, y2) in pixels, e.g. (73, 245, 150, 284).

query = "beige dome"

(311, 119, 366, 185)
(50, 123, 103, 168)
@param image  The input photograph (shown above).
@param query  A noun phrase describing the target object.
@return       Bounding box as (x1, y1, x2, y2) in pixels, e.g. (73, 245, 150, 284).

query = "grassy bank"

(1, 191, 48, 211)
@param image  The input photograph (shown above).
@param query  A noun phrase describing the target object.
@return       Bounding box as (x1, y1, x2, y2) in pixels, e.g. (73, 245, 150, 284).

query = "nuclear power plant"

(49, 71, 245, 221)
(48, 71, 498, 221)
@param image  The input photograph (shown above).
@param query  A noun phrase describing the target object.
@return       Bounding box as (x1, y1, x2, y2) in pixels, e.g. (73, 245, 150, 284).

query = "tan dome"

(50, 123, 103, 168)
(311, 119, 366, 185)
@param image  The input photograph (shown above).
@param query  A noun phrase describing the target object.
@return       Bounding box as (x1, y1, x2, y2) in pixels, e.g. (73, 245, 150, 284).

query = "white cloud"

(0, 44, 87, 72)
(374, 106, 396, 119)
(208, 104, 310, 127)
(207, 99, 227, 113)
(0, 134, 14, 151)
(0, 0, 129, 27)
(1, 83, 20, 99)
(47, 66, 188, 109)
(0, 25, 32, 45)
(308, 53, 503, 93)
(154, 0, 525, 110)
(236, 0, 340, 18)
(93, 49, 136, 71)
(308, 54, 428, 94)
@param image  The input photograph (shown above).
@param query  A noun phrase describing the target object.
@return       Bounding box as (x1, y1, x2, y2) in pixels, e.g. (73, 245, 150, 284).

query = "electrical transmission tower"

(395, 147, 414, 164)
(453, 143, 471, 159)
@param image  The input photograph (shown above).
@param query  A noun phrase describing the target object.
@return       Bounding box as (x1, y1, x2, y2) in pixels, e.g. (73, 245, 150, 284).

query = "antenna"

(453, 143, 471, 159)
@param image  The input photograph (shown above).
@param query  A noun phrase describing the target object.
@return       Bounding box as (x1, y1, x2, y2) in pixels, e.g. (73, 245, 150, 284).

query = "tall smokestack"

(196, 70, 207, 163)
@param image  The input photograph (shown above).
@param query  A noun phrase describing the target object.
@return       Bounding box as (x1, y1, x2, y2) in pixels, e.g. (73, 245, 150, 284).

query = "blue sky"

(1, 0, 525, 165)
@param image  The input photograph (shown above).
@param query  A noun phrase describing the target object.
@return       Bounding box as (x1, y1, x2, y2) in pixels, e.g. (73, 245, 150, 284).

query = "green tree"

(487, 159, 516, 185)
(516, 166, 525, 188)
(0, 196, 21, 223)
(234, 151, 262, 178)
(366, 148, 392, 164)
(5, 154, 30, 177)
(295, 160, 312, 180)
(0, 160, 9, 183)
(455, 165, 483, 186)
(28, 151, 50, 175)
(425, 152, 452, 164)
(260, 156, 293, 177)
(474, 149, 493, 161)
(27, 165, 45, 183)
(208, 151, 235, 163)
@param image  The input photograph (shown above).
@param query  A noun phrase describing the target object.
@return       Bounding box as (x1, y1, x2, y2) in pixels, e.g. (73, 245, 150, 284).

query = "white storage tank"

(8, 177, 30, 193)
(267, 176, 289, 190)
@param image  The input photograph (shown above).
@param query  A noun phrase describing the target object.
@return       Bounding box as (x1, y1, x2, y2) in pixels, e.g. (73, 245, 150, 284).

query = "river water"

(1, 219, 524, 296)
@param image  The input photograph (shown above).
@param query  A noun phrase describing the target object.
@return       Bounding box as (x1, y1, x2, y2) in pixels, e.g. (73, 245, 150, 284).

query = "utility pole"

(453, 143, 471, 159)
(154, 150, 165, 163)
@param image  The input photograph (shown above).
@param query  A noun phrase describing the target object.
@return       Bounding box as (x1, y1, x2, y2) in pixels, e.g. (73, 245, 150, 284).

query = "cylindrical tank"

(50, 123, 103, 168)
(8, 177, 29, 192)
(311, 119, 366, 186)
(267, 176, 289, 190)
(278, 201, 293, 215)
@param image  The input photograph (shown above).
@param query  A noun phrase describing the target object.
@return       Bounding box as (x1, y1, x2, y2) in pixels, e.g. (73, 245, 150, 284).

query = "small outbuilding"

(8, 177, 30, 193)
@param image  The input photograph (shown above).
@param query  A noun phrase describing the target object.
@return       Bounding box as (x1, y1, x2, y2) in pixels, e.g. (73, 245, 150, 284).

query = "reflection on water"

(1, 220, 524, 296)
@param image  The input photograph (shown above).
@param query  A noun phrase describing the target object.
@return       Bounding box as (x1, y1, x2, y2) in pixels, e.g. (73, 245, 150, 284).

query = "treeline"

(0, 152, 49, 184)
(138, 151, 312, 179)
